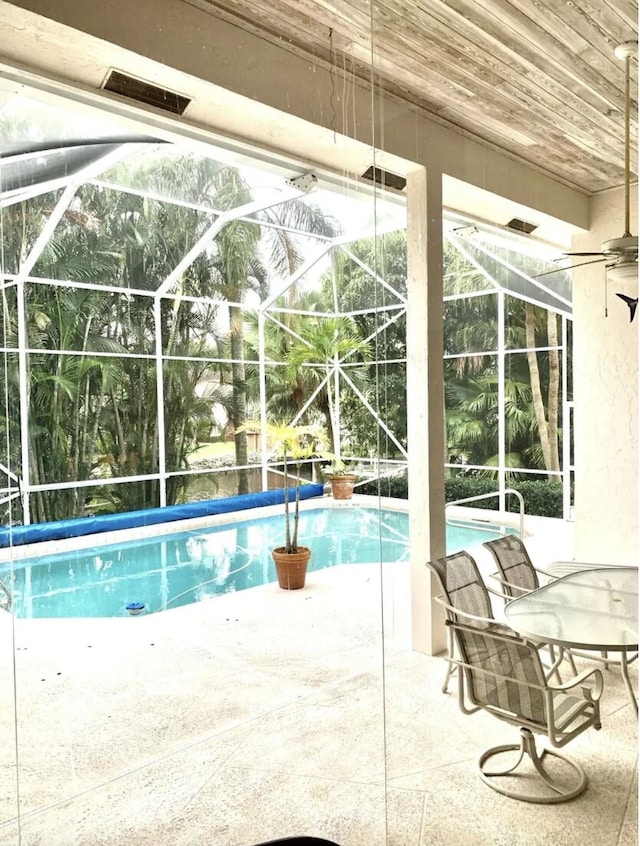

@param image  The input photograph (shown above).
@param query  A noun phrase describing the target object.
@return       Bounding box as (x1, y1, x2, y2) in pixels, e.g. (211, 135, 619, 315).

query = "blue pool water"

(2, 507, 514, 619)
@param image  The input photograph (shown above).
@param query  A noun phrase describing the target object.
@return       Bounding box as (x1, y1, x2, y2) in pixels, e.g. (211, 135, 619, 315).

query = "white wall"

(572, 186, 639, 565)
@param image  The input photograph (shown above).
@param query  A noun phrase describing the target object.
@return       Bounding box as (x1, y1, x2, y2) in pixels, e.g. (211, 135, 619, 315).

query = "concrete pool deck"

(0, 512, 636, 846)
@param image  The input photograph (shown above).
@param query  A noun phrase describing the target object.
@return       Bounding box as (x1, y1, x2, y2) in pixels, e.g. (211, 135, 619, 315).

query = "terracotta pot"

(328, 474, 357, 500)
(272, 546, 312, 590)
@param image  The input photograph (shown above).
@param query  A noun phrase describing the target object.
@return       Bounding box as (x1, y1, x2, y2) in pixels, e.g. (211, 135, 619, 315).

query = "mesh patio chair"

(482, 535, 555, 599)
(447, 619, 603, 803)
(427, 550, 564, 693)
(483, 536, 578, 675)
(427, 551, 520, 693)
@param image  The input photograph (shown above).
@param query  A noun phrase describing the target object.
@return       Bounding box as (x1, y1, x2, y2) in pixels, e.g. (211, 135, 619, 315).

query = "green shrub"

(359, 476, 408, 499)
(512, 480, 564, 518)
(359, 474, 565, 518)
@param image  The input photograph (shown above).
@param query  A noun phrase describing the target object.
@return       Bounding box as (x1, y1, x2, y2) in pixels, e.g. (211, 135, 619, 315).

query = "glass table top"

(505, 567, 638, 651)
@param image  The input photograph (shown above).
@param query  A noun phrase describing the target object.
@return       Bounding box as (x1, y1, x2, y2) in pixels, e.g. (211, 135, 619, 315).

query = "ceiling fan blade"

(534, 257, 607, 278)
(560, 251, 606, 257)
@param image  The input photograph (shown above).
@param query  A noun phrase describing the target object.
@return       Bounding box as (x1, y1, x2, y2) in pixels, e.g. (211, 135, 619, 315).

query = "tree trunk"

(524, 303, 552, 471)
(229, 304, 249, 494)
(546, 311, 560, 474)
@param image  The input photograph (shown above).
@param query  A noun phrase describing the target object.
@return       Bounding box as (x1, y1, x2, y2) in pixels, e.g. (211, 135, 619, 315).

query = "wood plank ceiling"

(184, 0, 638, 196)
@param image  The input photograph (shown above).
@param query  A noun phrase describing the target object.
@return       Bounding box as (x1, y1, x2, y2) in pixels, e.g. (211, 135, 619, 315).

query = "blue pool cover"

(0, 484, 325, 548)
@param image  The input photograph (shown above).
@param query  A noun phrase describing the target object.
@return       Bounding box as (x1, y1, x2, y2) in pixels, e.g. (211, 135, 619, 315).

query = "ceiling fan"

(539, 41, 638, 283)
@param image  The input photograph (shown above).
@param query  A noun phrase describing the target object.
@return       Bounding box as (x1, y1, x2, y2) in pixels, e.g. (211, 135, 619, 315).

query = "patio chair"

(447, 619, 603, 803)
(427, 550, 564, 692)
(482, 535, 555, 599)
(427, 551, 519, 693)
(483, 536, 578, 676)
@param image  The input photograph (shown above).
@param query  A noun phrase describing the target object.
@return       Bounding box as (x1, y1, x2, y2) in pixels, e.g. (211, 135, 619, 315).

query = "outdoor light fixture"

(607, 260, 638, 283)
(285, 173, 319, 194)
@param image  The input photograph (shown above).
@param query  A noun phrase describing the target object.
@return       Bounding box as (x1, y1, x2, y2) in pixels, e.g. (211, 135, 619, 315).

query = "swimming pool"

(2, 507, 515, 619)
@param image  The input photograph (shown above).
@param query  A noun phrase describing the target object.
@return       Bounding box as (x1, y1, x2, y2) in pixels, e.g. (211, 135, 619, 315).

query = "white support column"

(16, 280, 30, 524)
(153, 297, 167, 508)
(406, 167, 446, 655)
(561, 316, 572, 521)
(258, 311, 269, 491)
(497, 289, 506, 512)
(333, 357, 341, 456)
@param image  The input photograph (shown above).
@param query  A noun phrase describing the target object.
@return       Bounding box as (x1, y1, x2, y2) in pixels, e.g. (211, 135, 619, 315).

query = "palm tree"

(202, 167, 342, 494)
(13, 153, 344, 516)
(524, 303, 561, 473)
(7, 157, 231, 517)
(285, 315, 372, 454)
(19, 212, 127, 519)
(443, 241, 564, 476)
(445, 369, 538, 472)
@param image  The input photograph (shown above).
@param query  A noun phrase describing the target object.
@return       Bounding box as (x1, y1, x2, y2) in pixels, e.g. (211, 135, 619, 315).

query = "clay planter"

(272, 545, 312, 590)
(328, 474, 357, 500)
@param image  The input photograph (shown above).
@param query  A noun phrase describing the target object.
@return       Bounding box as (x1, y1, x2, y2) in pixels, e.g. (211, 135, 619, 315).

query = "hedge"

(359, 475, 565, 518)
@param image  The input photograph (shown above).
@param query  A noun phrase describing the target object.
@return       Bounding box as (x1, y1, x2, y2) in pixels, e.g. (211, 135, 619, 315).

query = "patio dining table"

(505, 566, 638, 714)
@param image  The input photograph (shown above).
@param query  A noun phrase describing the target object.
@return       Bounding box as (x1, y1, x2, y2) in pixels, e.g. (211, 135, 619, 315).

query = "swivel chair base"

(478, 727, 587, 803)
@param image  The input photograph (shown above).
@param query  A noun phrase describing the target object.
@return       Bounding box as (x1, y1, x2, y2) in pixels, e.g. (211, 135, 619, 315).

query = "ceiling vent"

(505, 217, 538, 235)
(102, 70, 191, 116)
(361, 166, 407, 192)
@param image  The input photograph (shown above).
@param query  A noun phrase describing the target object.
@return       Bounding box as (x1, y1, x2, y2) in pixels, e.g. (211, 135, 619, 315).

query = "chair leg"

(442, 658, 456, 693)
(478, 727, 587, 804)
(442, 626, 456, 693)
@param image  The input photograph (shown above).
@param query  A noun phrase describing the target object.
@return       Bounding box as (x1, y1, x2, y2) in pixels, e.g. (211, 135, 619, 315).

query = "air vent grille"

(102, 71, 191, 116)
(506, 217, 537, 235)
(361, 166, 406, 192)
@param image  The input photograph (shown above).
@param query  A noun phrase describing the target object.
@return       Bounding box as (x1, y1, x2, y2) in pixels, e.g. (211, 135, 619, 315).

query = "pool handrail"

(445, 488, 524, 540)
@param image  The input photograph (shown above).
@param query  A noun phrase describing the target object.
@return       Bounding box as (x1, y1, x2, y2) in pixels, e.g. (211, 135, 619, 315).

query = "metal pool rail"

(445, 488, 525, 540)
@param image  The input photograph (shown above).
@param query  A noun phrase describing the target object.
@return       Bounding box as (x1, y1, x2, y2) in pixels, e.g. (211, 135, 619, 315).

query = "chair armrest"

(549, 667, 604, 701)
(433, 594, 511, 630)
(533, 565, 557, 580)
(485, 582, 515, 600)
(488, 572, 531, 598)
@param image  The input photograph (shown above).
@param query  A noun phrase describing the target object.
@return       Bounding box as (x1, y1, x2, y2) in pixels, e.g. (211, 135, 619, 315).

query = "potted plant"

(325, 459, 358, 500)
(258, 421, 329, 590)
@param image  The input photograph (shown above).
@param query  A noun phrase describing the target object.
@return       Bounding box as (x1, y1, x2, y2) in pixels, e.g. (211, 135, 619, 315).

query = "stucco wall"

(572, 187, 638, 565)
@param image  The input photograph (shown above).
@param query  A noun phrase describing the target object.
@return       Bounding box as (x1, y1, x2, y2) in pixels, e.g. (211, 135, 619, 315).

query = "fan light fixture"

(607, 261, 638, 283)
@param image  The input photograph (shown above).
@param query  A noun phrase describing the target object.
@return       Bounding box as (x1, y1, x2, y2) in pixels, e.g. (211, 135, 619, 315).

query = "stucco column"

(573, 187, 638, 565)
(406, 166, 447, 655)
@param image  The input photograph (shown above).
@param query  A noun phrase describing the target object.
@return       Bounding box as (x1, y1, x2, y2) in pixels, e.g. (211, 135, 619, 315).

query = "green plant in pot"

(325, 458, 358, 500)
(251, 421, 329, 590)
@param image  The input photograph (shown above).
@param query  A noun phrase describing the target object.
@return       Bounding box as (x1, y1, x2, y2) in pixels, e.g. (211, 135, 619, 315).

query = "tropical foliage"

(442, 242, 565, 479)
(1, 145, 569, 524)
(1, 153, 339, 520)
